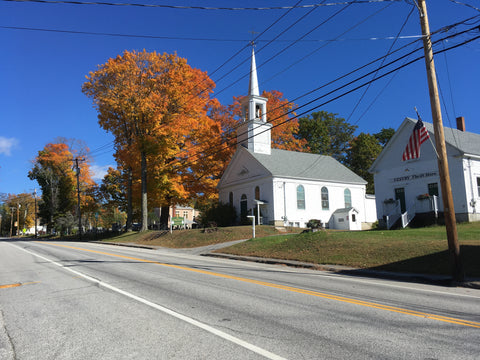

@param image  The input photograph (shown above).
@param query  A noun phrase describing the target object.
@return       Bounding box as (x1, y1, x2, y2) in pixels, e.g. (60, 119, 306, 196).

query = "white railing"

(401, 202, 416, 228)
(385, 201, 401, 230)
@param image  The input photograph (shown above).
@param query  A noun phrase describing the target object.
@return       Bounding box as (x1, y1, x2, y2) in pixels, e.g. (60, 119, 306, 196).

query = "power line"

(186, 17, 480, 162)
(346, 3, 415, 123)
(168, 28, 480, 170)
(448, 0, 480, 13)
(2, 0, 405, 11)
(262, 0, 395, 86)
(0, 25, 425, 42)
(212, 1, 353, 99)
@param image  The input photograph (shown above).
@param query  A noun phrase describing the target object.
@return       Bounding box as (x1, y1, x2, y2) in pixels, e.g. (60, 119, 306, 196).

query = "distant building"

(370, 116, 480, 228)
(153, 205, 200, 229)
(217, 47, 376, 230)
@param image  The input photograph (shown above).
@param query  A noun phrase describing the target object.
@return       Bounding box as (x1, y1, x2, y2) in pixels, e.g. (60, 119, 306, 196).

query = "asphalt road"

(1, 239, 479, 359)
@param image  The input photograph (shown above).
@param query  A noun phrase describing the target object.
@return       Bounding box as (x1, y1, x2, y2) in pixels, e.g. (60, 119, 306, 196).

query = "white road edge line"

(10, 243, 288, 360)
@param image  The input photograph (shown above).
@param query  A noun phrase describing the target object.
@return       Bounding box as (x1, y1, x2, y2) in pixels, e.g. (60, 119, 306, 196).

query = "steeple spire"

(237, 42, 271, 155)
(248, 46, 260, 97)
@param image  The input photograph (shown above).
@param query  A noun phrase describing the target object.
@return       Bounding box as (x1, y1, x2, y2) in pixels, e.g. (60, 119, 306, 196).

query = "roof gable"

(217, 147, 271, 189)
(370, 117, 480, 173)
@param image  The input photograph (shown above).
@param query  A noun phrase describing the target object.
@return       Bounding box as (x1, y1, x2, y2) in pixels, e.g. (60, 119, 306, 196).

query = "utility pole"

(74, 158, 85, 240)
(16, 203, 20, 236)
(9, 207, 15, 237)
(33, 188, 38, 238)
(417, 0, 463, 282)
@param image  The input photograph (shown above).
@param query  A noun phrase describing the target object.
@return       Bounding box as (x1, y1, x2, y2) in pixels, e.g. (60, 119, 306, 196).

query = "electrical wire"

(346, 4, 415, 123)
(0, 25, 425, 42)
(184, 17, 480, 161)
(262, 0, 394, 86)
(448, 0, 480, 13)
(167, 28, 480, 170)
(1, 0, 405, 11)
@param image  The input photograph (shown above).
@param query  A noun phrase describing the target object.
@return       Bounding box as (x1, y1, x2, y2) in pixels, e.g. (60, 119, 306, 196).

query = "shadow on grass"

(337, 245, 480, 284)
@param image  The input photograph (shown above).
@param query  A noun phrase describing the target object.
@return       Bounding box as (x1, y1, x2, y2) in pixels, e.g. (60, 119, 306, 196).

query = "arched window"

(344, 188, 352, 208)
(240, 194, 248, 218)
(255, 186, 260, 200)
(321, 187, 329, 210)
(229, 192, 233, 207)
(297, 185, 305, 210)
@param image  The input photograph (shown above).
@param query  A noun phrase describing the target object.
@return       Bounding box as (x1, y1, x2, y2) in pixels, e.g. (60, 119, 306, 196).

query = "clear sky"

(1, 0, 479, 196)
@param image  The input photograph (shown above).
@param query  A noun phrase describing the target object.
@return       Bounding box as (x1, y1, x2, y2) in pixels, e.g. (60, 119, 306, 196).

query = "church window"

(255, 186, 260, 200)
(344, 188, 352, 208)
(297, 185, 305, 210)
(229, 192, 233, 207)
(428, 183, 439, 197)
(240, 194, 248, 218)
(321, 187, 329, 210)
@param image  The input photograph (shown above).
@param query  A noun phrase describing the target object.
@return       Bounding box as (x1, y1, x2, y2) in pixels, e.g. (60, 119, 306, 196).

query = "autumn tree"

(28, 140, 96, 234)
(1, 193, 36, 235)
(297, 111, 357, 163)
(83, 50, 225, 230)
(225, 90, 306, 153)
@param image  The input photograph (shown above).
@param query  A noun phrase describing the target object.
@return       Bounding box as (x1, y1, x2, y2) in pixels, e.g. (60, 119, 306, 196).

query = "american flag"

(402, 112, 430, 161)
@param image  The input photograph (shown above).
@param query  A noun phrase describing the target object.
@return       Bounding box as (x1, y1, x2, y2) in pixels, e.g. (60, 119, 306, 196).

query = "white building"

(217, 48, 376, 230)
(370, 116, 480, 228)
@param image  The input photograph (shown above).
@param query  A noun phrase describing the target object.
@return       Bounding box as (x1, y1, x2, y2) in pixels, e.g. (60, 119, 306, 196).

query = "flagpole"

(417, 0, 463, 282)
(415, 107, 439, 159)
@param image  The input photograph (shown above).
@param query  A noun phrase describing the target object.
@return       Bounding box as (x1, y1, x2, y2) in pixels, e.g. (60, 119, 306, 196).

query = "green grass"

(218, 224, 480, 277)
(96, 225, 301, 248)
(87, 222, 480, 278)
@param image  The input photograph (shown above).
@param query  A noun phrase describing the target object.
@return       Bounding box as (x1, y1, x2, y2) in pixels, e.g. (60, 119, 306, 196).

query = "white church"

(370, 116, 480, 228)
(217, 48, 377, 230)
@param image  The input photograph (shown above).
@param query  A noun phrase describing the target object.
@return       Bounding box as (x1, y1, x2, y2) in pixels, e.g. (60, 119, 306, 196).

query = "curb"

(91, 241, 480, 290)
(203, 252, 480, 289)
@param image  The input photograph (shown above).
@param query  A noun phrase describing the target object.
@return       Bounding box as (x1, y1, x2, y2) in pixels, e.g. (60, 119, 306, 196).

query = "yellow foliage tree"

(83, 50, 225, 230)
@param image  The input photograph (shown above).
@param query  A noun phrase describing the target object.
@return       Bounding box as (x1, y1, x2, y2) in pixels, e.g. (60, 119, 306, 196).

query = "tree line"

(0, 50, 393, 236)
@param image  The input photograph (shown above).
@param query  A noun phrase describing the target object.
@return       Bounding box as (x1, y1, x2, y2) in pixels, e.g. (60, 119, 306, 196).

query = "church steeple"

(248, 47, 260, 97)
(237, 44, 272, 155)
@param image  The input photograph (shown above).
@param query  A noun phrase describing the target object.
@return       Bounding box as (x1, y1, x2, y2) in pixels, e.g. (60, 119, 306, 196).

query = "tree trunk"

(140, 151, 148, 231)
(160, 205, 170, 230)
(125, 166, 133, 232)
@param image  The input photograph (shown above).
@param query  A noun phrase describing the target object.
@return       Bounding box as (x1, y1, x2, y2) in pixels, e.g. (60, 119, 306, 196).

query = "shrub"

(306, 219, 322, 229)
(196, 202, 237, 227)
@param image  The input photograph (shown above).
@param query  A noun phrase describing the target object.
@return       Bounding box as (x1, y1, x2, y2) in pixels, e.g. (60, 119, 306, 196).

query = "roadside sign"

(172, 217, 184, 226)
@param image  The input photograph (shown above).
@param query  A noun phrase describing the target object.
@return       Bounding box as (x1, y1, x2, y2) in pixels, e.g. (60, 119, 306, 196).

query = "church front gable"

(218, 148, 271, 189)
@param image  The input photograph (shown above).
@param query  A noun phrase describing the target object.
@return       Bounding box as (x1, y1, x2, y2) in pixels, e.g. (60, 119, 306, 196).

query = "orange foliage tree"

(226, 90, 306, 155)
(82, 50, 225, 230)
(2, 193, 36, 236)
(28, 140, 96, 234)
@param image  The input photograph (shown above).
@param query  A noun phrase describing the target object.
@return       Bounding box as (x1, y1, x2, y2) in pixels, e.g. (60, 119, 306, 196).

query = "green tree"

(297, 111, 357, 162)
(374, 128, 395, 147)
(345, 132, 382, 194)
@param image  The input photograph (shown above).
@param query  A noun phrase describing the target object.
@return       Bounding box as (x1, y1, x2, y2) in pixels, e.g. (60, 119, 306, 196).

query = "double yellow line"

(39, 241, 480, 329)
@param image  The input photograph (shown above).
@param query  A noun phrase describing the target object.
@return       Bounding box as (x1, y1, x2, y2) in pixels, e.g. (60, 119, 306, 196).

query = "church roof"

(370, 117, 480, 173)
(422, 118, 480, 156)
(245, 148, 366, 184)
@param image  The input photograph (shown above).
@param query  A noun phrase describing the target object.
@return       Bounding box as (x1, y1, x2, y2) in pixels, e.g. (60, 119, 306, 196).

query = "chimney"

(456, 116, 465, 132)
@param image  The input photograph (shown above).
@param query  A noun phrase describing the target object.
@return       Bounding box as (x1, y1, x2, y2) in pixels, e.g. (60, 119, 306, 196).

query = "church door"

(395, 188, 406, 213)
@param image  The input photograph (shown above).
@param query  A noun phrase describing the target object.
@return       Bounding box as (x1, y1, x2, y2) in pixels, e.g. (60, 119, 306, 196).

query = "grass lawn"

(96, 225, 301, 248)
(90, 222, 480, 278)
(216, 223, 480, 278)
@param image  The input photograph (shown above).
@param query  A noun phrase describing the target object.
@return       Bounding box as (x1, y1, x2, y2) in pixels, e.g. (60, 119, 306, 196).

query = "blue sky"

(1, 0, 479, 196)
